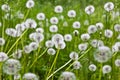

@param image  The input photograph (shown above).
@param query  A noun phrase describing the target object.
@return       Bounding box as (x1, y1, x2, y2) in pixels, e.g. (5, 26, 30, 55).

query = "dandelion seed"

(49, 25, 58, 33)
(36, 13, 45, 20)
(88, 64, 97, 71)
(94, 46, 112, 63)
(81, 33, 90, 41)
(88, 25, 97, 34)
(45, 40, 54, 48)
(69, 52, 78, 60)
(50, 17, 59, 24)
(0, 38, 5, 46)
(1, 4, 10, 12)
(102, 65, 112, 74)
(54, 5, 63, 13)
(47, 48, 56, 55)
(113, 42, 120, 52)
(15, 24, 26, 32)
(0, 52, 8, 62)
(96, 22, 104, 30)
(36, 28, 44, 33)
(24, 45, 32, 54)
(23, 73, 38, 80)
(55, 41, 66, 49)
(52, 34, 64, 44)
(73, 30, 79, 36)
(25, 19, 37, 28)
(26, 0, 35, 8)
(104, 29, 113, 38)
(73, 61, 82, 69)
(72, 21, 81, 29)
(67, 10, 76, 18)
(3, 59, 21, 75)
(104, 2, 114, 12)
(14, 74, 21, 80)
(90, 39, 104, 48)
(114, 24, 120, 32)
(16, 11, 24, 19)
(78, 43, 88, 51)
(29, 42, 39, 51)
(115, 59, 120, 67)
(29, 32, 44, 43)
(59, 71, 76, 80)
(85, 5, 95, 15)
(5, 28, 17, 37)
(64, 34, 72, 42)
(12, 49, 22, 59)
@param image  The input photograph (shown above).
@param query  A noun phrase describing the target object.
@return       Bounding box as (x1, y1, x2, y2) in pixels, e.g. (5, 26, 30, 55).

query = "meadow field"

(0, 0, 120, 80)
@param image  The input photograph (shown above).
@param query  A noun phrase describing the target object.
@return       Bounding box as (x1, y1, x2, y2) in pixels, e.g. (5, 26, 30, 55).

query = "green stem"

(46, 49, 60, 79)
(6, 29, 28, 55)
(99, 63, 103, 80)
(47, 59, 72, 80)
(29, 48, 48, 68)
(65, 47, 92, 71)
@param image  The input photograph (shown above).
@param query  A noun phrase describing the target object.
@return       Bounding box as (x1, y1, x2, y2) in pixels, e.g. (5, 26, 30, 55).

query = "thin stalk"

(46, 49, 60, 79)
(66, 47, 92, 71)
(29, 48, 48, 68)
(47, 59, 72, 80)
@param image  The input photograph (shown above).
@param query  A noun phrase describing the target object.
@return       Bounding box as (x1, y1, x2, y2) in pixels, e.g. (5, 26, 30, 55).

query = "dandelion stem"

(66, 47, 92, 71)
(99, 63, 103, 80)
(47, 59, 72, 80)
(46, 49, 60, 79)
(29, 48, 48, 68)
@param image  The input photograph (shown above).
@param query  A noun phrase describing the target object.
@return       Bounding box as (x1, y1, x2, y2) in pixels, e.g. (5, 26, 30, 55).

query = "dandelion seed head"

(64, 34, 72, 42)
(102, 65, 112, 74)
(36, 28, 44, 33)
(67, 10, 76, 18)
(88, 25, 97, 34)
(3, 59, 21, 75)
(54, 5, 63, 13)
(0, 52, 8, 62)
(25, 19, 37, 28)
(115, 59, 120, 67)
(29, 42, 39, 51)
(104, 2, 114, 12)
(47, 48, 56, 55)
(96, 22, 104, 30)
(12, 49, 22, 59)
(114, 24, 120, 32)
(69, 52, 78, 60)
(0, 38, 5, 46)
(49, 25, 58, 33)
(36, 13, 45, 20)
(50, 17, 59, 24)
(88, 64, 97, 71)
(81, 33, 90, 41)
(94, 46, 112, 63)
(85, 5, 95, 15)
(78, 43, 88, 51)
(72, 21, 81, 29)
(1, 4, 10, 12)
(26, 0, 35, 8)
(104, 29, 113, 38)
(45, 40, 54, 48)
(73, 61, 82, 69)
(23, 73, 38, 80)
(59, 71, 76, 80)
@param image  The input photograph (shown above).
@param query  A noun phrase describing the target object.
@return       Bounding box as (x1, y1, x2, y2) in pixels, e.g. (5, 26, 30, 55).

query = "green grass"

(0, 0, 120, 80)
